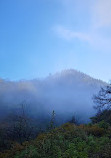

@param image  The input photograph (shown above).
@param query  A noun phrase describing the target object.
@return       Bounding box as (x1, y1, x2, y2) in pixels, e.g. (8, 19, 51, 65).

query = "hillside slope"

(0, 69, 106, 123)
(0, 122, 111, 158)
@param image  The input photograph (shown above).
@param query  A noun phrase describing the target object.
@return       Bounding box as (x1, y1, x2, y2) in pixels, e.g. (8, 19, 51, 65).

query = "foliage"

(68, 115, 79, 125)
(91, 109, 111, 125)
(83, 125, 105, 137)
(0, 123, 111, 158)
(48, 110, 56, 130)
(93, 85, 111, 111)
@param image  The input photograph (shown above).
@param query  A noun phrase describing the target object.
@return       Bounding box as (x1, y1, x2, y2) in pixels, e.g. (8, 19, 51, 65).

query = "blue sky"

(0, 0, 111, 82)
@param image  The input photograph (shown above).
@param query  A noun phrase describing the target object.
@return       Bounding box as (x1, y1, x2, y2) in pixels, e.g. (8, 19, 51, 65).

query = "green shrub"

(0, 123, 111, 158)
(85, 125, 105, 137)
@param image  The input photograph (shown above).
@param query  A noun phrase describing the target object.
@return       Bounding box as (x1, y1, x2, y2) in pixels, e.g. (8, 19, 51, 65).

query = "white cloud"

(58, 0, 111, 28)
(53, 0, 111, 51)
(92, 0, 111, 28)
(54, 25, 92, 42)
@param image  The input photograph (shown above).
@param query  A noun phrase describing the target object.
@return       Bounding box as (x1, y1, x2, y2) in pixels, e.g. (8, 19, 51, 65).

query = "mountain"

(0, 69, 106, 123)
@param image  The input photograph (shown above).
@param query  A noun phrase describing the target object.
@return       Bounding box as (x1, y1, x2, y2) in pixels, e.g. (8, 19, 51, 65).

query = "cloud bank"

(0, 69, 106, 123)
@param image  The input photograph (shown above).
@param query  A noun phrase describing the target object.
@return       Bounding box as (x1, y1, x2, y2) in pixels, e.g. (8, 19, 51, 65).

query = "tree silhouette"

(93, 84, 111, 112)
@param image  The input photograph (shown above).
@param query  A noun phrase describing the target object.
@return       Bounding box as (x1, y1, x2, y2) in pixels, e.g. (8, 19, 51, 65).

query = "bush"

(85, 125, 105, 137)
(90, 110, 111, 125)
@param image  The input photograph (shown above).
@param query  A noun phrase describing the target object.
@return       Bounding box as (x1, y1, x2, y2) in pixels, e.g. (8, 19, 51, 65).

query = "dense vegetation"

(0, 120, 111, 158)
(91, 109, 111, 125)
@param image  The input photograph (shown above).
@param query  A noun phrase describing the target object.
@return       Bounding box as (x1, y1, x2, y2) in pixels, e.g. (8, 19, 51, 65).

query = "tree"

(49, 110, 56, 130)
(5, 102, 35, 144)
(93, 84, 111, 112)
(69, 115, 79, 125)
(90, 109, 111, 125)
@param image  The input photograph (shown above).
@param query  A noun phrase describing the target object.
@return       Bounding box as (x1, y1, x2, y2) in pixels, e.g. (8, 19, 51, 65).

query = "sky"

(0, 0, 111, 82)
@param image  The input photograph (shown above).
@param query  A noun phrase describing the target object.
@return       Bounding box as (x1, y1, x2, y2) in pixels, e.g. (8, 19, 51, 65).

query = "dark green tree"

(49, 110, 56, 130)
(93, 84, 111, 112)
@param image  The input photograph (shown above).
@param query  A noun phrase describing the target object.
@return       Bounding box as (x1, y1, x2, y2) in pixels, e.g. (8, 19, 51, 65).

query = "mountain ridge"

(0, 69, 107, 123)
(0, 69, 107, 85)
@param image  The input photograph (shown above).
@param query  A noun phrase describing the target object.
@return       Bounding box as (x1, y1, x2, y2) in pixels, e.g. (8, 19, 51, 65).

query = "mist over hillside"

(0, 69, 106, 123)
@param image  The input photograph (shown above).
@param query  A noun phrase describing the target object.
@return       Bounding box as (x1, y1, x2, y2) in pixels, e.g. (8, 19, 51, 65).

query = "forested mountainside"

(0, 69, 110, 158)
(0, 69, 106, 123)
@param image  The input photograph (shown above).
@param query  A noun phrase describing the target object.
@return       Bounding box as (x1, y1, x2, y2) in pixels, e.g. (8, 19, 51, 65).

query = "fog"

(0, 69, 106, 124)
